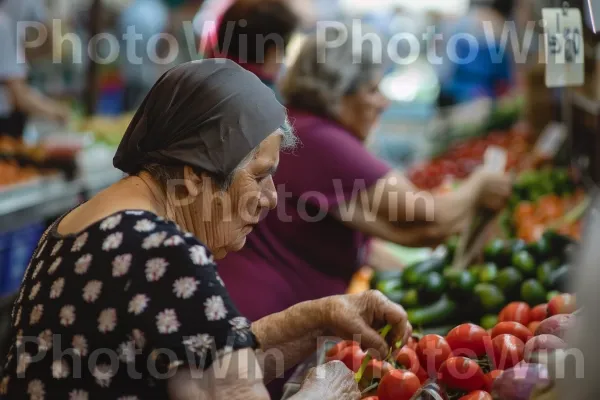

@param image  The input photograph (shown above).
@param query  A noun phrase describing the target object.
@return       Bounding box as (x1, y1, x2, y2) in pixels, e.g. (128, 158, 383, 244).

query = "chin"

(227, 235, 248, 253)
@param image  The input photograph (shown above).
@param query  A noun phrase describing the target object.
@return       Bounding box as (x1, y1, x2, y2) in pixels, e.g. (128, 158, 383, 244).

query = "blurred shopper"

(219, 26, 511, 338)
(437, 0, 516, 106)
(118, 0, 169, 110)
(0, 0, 70, 137)
(210, 0, 300, 99)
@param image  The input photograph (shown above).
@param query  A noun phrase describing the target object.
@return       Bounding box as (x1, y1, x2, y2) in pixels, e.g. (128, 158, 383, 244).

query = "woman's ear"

(183, 166, 202, 198)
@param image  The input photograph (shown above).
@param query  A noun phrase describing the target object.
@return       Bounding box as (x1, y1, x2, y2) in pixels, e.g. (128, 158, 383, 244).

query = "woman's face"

(183, 133, 281, 259)
(338, 74, 389, 141)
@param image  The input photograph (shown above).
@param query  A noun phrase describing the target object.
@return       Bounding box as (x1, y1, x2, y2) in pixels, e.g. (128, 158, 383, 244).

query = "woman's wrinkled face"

(339, 74, 389, 141)
(182, 133, 281, 259)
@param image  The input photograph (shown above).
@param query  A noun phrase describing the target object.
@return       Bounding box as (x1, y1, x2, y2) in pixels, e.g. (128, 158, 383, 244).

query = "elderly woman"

(219, 29, 512, 322)
(0, 60, 410, 399)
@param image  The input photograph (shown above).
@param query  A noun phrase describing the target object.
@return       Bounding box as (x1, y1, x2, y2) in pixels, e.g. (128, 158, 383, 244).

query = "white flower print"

(51, 240, 63, 256)
(71, 232, 89, 252)
(173, 277, 199, 299)
(16, 352, 31, 375)
(182, 334, 214, 357)
(204, 296, 227, 321)
(156, 309, 180, 334)
(30, 304, 44, 325)
(48, 257, 62, 275)
(27, 379, 45, 400)
(112, 254, 132, 277)
(52, 359, 70, 379)
(98, 308, 117, 333)
(142, 231, 168, 250)
(184, 232, 193, 238)
(215, 273, 225, 287)
(75, 254, 92, 275)
(32, 260, 44, 278)
(50, 278, 65, 299)
(16, 287, 24, 304)
(131, 329, 145, 349)
(163, 235, 185, 247)
(134, 219, 156, 233)
(0, 376, 9, 395)
(72, 335, 88, 357)
(93, 364, 114, 388)
(29, 282, 41, 300)
(125, 210, 145, 216)
(102, 232, 123, 252)
(100, 214, 122, 231)
(145, 258, 168, 282)
(229, 317, 251, 339)
(128, 294, 149, 315)
(60, 305, 76, 326)
(82, 280, 103, 303)
(15, 329, 23, 347)
(14, 307, 21, 326)
(118, 341, 137, 363)
(190, 245, 213, 266)
(38, 330, 53, 351)
(69, 390, 88, 400)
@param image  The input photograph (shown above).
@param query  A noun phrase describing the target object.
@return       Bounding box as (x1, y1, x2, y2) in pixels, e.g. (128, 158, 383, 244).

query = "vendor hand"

(322, 290, 412, 357)
(49, 104, 71, 125)
(469, 169, 512, 212)
(293, 361, 360, 400)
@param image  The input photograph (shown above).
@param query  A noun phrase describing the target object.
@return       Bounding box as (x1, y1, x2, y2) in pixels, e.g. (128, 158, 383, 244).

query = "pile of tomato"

(408, 129, 530, 190)
(326, 293, 576, 400)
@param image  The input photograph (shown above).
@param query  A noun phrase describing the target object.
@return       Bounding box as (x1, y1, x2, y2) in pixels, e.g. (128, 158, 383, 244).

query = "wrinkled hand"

(294, 361, 360, 400)
(470, 169, 512, 212)
(322, 290, 412, 357)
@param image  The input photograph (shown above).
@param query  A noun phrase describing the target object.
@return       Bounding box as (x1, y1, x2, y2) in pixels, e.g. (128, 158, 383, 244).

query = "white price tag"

(534, 122, 568, 157)
(543, 7, 585, 88)
(483, 146, 507, 173)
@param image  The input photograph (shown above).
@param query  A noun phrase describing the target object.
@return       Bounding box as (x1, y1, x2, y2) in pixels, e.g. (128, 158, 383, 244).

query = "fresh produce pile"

(326, 293, 577, 400)
(0, 136, 47, 188)
(371, 231, 576, 331)
(408, 128, 530, 190)
(75, 113, 134, 147)
(501, 167, 587, 242)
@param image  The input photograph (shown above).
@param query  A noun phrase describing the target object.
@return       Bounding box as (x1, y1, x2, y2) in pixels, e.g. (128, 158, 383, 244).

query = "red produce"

(530, 304, 548, 322)
(499, 302, 531, 326)
(416, 335, 452, 376)
(377, 369, 421, 400)
(491, 322, 533, 343)
(459, 390, 493, 400)
(395, 346, 421, 375)
(547, 294, 576, 316)
(438, 356, 486, 392)
(487, 334, 525, 370)
(484, 370, 503, 392)
(446, 323, 489, 357)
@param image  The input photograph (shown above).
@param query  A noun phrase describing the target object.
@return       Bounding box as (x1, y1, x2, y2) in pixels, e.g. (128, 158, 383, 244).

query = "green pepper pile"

(371, 231, 576, 331)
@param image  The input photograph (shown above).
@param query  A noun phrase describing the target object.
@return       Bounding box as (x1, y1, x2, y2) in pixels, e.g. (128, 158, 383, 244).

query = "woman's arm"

(6, 79, 70, 123)
(336, 169, 511, 248)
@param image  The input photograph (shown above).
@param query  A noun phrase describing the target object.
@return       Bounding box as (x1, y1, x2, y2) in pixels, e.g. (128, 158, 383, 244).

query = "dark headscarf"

(113, 59, 286, 180)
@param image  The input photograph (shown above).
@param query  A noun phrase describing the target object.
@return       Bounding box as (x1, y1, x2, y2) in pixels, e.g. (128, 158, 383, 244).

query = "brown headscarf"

(113, 59, 286, 180)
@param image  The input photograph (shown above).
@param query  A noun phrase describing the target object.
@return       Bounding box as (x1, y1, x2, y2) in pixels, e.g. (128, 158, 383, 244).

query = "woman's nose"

(260, 177, 277, 210)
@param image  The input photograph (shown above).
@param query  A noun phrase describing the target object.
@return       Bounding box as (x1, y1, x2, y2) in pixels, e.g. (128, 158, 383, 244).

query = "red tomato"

(484, 370, 503, 392)
(325, 340, 359, 360)
(487, 334, 525, 370)
(490, 322, 533, 343)
(527, 321, 541, 334)
(459, 390, 493, 400)
(499, 302, 531, 326)
(416, 335, 452, 376)
(530, 304, 548, 322)
(406, 337, 419, 351)
(446, 323, 489, 357)
(335, 345, 366, 372)
(377, 370, 421, 400)
(362, 397, 379, 400)
(548, 293, 577, 316)
(395, 346, 421, 374)
(438, 357, 486, 392)
(362, 360, 395, 383)
(416, 366, 429, 384)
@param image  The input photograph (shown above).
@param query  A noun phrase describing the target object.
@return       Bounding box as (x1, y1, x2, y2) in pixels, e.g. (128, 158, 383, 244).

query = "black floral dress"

(0, 210, 256, 399)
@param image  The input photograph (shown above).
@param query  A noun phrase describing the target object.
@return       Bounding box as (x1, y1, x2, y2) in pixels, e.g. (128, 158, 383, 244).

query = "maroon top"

(218, 109, 392, 322)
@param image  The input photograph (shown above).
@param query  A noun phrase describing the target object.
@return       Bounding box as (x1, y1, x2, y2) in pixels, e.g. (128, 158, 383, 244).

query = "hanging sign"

(543, 7, 585, 88)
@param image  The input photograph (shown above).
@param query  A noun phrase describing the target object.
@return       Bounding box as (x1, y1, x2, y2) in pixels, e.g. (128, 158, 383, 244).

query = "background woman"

(0, 60, 410, 399)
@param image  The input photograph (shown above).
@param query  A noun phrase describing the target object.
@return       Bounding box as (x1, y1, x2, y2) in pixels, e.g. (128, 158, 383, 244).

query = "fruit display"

(408, 128, 530, 190)
(371, 230, 575, 330)
(324, 293, 577, 399)
(0, 136, 46, 188)
(75, 113, 134, 147)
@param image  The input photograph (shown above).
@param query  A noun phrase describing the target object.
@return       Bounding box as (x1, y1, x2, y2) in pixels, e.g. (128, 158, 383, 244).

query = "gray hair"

(280, 25, 383, 119)
(140, 117, 297, 192)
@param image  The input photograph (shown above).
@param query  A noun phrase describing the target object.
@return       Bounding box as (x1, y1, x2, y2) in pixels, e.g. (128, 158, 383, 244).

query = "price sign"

(534, 122, 568, 158)
(543, 7, 585, 88)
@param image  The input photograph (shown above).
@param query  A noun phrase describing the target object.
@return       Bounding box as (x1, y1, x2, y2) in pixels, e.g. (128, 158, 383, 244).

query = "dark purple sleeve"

(277, 123, 392, 208)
